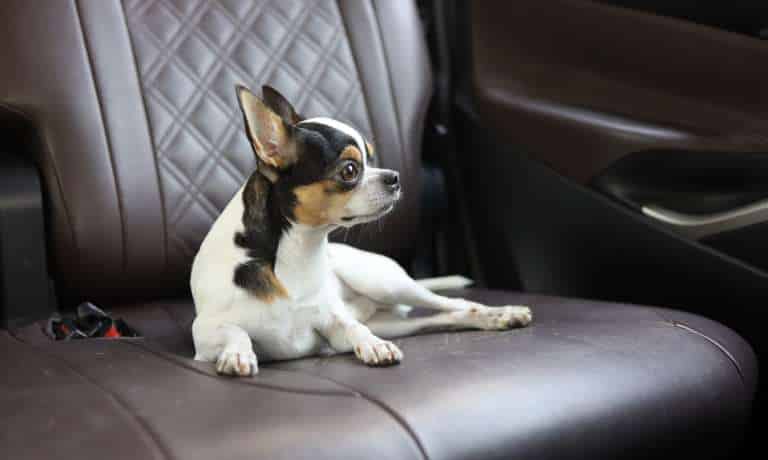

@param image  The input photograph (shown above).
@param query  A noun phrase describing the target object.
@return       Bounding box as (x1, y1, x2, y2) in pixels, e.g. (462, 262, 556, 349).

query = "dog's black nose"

(382, 171, 400, 191)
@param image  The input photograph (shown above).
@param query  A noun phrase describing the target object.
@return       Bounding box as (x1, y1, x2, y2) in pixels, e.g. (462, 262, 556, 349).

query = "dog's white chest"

(234, 276, 344, 360)
(245, 308, 325, 360)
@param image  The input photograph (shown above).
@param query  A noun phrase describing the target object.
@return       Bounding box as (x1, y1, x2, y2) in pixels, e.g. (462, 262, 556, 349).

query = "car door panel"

(463, 0, 768, 285)
(597, 0, 768, 39)
(453, 0, 768, 357)
(471, 0, 768, 183)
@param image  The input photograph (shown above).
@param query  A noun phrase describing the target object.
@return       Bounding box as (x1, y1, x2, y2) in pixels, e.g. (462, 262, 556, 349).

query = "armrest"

(0, 105, 55, 328)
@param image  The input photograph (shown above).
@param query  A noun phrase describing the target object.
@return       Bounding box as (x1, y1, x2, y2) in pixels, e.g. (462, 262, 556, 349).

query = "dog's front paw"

(354, 338, 403, 366)
(216, 349, 258, 377)
(460, 305, 533, 330)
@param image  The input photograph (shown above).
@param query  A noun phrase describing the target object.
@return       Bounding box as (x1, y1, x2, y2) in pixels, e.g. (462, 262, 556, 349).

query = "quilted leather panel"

(0, 0, 429, 301)
(123, 0, 374, 261)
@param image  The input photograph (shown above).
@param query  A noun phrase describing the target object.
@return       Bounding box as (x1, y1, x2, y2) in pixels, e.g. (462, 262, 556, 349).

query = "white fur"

(191, 123, 532, 376)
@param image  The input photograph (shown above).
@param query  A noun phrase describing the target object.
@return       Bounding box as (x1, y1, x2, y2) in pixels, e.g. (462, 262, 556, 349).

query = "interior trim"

(642, 199, 768, 239)
(484, 89, 691, 141)
(471, 0, 768, 184)
(668, 320, 747, 386)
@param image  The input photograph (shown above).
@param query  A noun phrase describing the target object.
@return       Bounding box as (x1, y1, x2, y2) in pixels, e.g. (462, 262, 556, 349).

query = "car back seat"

(0, 1, 757, 459)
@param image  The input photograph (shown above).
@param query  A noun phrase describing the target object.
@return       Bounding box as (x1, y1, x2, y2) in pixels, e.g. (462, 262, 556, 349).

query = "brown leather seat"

(0, 1, 756, 459)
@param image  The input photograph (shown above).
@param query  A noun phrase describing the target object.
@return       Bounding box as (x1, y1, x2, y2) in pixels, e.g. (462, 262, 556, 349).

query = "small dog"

(191, 85, 532, 376)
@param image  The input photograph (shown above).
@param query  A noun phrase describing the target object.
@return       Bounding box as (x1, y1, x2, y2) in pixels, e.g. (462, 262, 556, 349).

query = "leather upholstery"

(2, 330, 422, 460)
(0, 0, 430, 302)
(8, 289, 756, 459)
(0, 1, 757, 459)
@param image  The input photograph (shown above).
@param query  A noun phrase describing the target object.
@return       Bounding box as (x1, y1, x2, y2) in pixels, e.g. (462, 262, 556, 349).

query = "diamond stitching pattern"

(123, 0, 373, 259)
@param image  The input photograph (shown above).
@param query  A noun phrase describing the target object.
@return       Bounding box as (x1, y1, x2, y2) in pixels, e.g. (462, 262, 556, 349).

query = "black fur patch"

(233, 172, 289, 297)
(232, 260, 279, 297)
(298, 122, 359, 163)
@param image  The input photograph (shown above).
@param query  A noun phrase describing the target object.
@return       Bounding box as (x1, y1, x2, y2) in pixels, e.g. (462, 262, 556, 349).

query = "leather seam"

(73, 0, 128, 272)
(8, 333, 171, 460)
(273, 366, 430, 460)
(370, 1, 408, 171)
(158, 304, 189, 341)
(118, 0, 169, 271)
(671, 322, 746, 384)
(123, 340, 362, 397)
(654, 311, 747, 387)
(285, 4, 339, 111)
(9, 327, 361, 397)
(336, 0, 379, 152)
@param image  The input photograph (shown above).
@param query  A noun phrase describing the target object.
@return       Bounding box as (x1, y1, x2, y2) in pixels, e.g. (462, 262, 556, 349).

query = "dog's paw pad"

(512, 306, 534, 326)
(354, 339, 402, 366)
(465, 305, 533, 330)
(216, 349, 258, 377)
(501, 305, 533, 327)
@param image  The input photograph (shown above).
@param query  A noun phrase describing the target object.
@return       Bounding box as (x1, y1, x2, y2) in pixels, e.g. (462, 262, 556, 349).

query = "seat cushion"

(275, 290, 758, 459)
(8, 289, 756, 459)
(2, 331, 423, 460)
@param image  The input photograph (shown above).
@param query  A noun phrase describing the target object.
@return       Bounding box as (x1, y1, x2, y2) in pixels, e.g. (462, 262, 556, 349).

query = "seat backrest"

(0, 0, 432, 303)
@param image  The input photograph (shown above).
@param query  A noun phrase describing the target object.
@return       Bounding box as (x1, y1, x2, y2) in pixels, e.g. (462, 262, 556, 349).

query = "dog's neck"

(233, 173, 335, 301)
(274, 223, 332, 300)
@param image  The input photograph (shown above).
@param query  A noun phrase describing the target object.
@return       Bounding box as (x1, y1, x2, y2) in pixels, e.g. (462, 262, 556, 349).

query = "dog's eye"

(340, 162, 359, 182)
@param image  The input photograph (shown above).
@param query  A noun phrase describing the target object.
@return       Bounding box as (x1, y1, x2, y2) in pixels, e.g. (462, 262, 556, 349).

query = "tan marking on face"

(293, 179, 355, 226)
(340, 145, 363, 163)
(365, 141, 376, 165)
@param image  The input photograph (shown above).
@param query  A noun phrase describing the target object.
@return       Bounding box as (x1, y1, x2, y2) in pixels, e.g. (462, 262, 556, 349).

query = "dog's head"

(236, 85, 400, 228)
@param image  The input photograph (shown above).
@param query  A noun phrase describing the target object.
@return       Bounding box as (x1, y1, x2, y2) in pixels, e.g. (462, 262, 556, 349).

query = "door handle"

(641, 199, 768, 239)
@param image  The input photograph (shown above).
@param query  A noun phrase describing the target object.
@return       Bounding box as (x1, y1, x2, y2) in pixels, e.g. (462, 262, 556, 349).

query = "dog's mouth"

(342, 203, 396, 222)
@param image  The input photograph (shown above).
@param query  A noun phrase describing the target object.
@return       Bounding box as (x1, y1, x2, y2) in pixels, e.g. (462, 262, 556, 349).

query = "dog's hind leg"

(192, 316, 258, 376)
(364, 303, 529, 337)
(365, 310, 469, 338)
(330, 243, 532, 328)
(330, 243, 463, 311)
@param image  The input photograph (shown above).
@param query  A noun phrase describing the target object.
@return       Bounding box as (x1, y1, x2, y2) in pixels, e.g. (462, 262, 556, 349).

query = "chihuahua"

(190, 85, 532, 376)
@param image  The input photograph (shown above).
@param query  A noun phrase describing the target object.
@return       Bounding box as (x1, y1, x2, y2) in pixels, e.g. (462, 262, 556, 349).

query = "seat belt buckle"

(44, 302, 140, 340)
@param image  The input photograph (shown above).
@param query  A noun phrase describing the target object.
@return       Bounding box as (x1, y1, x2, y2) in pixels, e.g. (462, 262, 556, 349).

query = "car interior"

(1, 0, 763, 458)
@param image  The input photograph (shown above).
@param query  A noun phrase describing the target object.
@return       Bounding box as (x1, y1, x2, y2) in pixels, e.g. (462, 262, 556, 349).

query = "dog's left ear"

(236, 85, 297, 180)
(262, 85, 302, 125)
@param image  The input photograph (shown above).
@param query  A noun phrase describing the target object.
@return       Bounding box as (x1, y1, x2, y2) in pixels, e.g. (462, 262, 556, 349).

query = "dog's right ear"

(236, 85, 297, 181)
